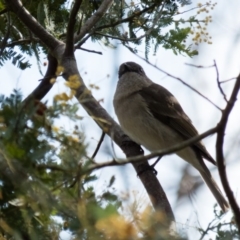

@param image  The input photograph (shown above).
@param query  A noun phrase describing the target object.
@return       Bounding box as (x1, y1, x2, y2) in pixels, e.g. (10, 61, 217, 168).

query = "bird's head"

(118, 62, 146, 78)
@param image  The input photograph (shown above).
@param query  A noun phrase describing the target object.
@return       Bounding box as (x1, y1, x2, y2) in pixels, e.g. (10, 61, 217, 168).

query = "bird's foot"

(137, 165, 158, 176)
(137, 156, 162, 176)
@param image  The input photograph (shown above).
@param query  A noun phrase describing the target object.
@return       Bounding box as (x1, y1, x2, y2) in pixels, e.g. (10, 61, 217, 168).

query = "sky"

(1, 1, 240, 239)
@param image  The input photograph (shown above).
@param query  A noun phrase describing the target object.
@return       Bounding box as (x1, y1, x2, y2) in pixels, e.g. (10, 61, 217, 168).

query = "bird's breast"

(114, 93, 180, 151)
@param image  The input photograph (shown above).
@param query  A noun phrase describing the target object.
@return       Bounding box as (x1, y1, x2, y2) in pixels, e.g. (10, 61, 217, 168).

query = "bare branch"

(23, 54, 58, 102)
(220, 77, 237, 84)
(95, 3, 157, 31)
(36, 164, 67, 172)
(213, 60, 228, 102)
(136, 55, 222, 111)
(216, 74, 240, 231)
(185, 63, 214, 68)
(65, 0, 83, 56)
(74, 3, 160, 48)
(77, 47, 102, 55)
(74, 0, 113, 43)
(75, 34, 92, 48)
(91, 132, 105, 159)
(94, 2, 166, 44)
(6, 0, 61, 51)
(83, 126, 217, 173)
(6, 38, 40, 47)
(95, 31, 132, 41)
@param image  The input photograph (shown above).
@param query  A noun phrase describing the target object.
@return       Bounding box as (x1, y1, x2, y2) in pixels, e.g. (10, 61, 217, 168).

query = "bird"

(113, 61, 229, 212)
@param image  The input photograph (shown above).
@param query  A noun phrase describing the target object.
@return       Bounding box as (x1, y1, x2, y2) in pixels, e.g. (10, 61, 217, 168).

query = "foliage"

(0, 0, 216, 70)
(198, 206, 240, 240)
(0, 90, 189, 239)
(0, 89, 237, 239)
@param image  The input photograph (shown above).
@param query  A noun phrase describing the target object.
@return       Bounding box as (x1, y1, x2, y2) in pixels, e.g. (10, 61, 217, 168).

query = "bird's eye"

(139, 67, 144, 74)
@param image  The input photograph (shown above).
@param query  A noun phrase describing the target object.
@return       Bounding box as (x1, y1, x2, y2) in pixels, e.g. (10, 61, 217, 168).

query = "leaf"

(108, 175, 115, 187)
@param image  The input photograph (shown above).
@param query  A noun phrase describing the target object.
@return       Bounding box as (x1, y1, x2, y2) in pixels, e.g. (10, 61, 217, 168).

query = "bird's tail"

(200, 170, 229, 213)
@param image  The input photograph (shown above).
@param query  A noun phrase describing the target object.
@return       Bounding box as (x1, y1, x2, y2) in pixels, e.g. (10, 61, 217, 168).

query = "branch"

(23, 54, 58, 103)
(220, 77, 237, 84)
(77, 47, 102, 55)
(95, 3, 157, 31)
(93, 2, 166, 44)
(95, 31, 141, 42)
(6, 38, 40, 47)
(75, 34, 92, 48)
(91, 132, 105, 159)
(83, 126, 218, 173)
(36, 164, 67, 172)
(216, 74, 240, 231)
(95, 31, 133, 41)
(74, 5, 158, 48)
(136, 55, 222, 111)
(6, 0, 61, 51)
(64, 0, 83, 56)
(213, 60, 227, 102)
(185, 63, 214, 68)
(74, 0, 113, 42)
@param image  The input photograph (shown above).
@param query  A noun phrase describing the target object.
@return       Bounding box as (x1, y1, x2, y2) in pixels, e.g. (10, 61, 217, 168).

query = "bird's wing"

(138, 83, 215, 164)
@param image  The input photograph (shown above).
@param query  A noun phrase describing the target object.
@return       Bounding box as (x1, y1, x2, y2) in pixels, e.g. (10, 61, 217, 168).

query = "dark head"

(118, 62, 146, 78)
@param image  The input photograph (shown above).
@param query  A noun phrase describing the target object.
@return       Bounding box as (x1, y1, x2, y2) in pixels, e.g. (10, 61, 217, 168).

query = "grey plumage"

(113, 61, 229, 212)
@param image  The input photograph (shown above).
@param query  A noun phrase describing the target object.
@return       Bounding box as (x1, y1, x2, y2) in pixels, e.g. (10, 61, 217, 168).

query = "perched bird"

(113, 61, 229, 212)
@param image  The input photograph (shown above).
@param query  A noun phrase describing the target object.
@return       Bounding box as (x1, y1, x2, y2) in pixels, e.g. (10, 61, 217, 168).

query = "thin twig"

(6, 0, 61, 51)
(213, 60, 228, 102)
(95, 32, 132, 41)
(74, 3, 159, 48)
(75, 1, 163, 46)
(127, 1, 167, 43)
(36, 164, 67, 172)
(220, 77, 237, 84)
(77, 47, 102, 55)
(75, 34, 92, 48)
(199, 220, 232, 240)
(51, 180, 69, 192)
(216, 74, 240, 232)
(135, 55, 222, 111)
(6, 38, 40, 48)
(185, 63, 214, 68)
(74, 0, 114, 43)
(199, 218, 217, 240)
(175, 4, 210, 16)
(68, 167, 81, 188)
(83, 127, 218, 174)
(64, 0, 83, 56)
(91, 132, 105, 159)
(92, 2, 166, 45)
(95, 3, 157, 31)
(23, 54, 57, 102)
